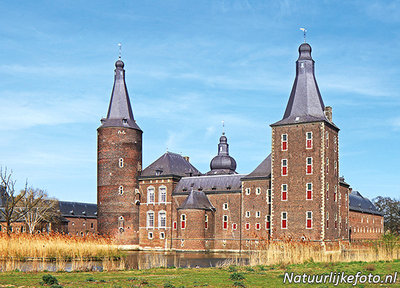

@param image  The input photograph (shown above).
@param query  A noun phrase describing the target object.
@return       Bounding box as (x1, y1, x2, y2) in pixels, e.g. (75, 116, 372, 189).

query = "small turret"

(207, 132, 237, 175)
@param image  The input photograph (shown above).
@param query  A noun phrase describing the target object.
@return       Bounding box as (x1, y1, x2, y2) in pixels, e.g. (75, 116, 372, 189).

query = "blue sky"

(0, 1, 399, 203)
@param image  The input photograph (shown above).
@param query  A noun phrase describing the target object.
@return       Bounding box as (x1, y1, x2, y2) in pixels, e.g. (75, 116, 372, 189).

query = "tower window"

(306, 132, 312, 149)
(205, 215, 208, 229)
(118, 185, 124, 195)
(326, 183, 329, 200)
(335, 214, 338, 229)
(281, 134, 288, 151)
(118, 158, 124, 168)
(267, 189, 272, 204)
(265, 215, 271, 230)
(147, 211, 154, 228)
(147, 187, 155, 204)
(173, 221, 177, 230)
(282, 159, 288, 176)
(281, 212, 287, 229)
(255, 223, 261, 230)
(223, 215, 228, 230)
(306, 157, 313, 174)
(181, 214, 186, 229)
(334, 185, 337, 202)
(306, 183, 313, 200)
(159, 186, 167, 203)
(281, 184, 287, 201)
(334, 136, 337, 152)
(326, 131, 329, 148)
(326, 212, 329, 229)
(326, 157, 329, 174)
(306, 211, 312, 229)
(232, 223, 237, 230)
(158, 211, 166, 228)
(245, 223, 250, 230)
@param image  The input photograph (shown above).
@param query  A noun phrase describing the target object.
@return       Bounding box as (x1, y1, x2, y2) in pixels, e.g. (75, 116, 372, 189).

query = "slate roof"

(173, 174, 244, 195)
(58, 201, 97, 219)
(100, 59, 141, 131)
(178, 190, 215, 211)
(140, 152, 201, 178)
(242, 154, 271, 180)
(349, 191, 382, 216)
(271, 43, 338, 130)
(207, 133, 237, 175)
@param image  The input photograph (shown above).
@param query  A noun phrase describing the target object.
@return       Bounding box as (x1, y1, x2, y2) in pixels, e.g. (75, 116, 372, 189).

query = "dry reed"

(249, 238, 400, 266)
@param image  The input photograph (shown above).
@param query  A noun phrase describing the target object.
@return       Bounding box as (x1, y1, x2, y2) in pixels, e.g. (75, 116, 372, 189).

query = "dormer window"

(155, 169, 163, 176)
(122, 118, 128, 124)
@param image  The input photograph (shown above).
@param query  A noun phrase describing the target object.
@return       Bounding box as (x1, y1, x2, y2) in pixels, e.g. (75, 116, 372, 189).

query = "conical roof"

(271, 43, 336, 128)
(100, 59, 141, 130)
(178, 189, 215, 211)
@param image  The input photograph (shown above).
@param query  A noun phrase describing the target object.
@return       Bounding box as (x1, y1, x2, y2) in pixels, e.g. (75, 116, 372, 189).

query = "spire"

(207, 131, 237, 175)
(100, 59, 141, 130)
(271, 42, 330, 127)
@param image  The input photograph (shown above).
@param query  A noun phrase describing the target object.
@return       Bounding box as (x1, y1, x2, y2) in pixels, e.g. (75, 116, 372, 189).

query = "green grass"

(0, 260, 398, 287)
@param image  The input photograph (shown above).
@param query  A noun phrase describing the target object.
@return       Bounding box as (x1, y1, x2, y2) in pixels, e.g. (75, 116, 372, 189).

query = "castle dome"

(207, 133, 237, 175)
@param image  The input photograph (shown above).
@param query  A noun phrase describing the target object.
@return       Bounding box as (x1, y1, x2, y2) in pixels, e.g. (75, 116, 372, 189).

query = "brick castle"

(97, 42, 384, 250)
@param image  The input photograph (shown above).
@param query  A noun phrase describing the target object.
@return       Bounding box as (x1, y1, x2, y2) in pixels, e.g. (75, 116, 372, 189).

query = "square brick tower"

(270, 43, 342, 241)
(97, 59, 142, 245)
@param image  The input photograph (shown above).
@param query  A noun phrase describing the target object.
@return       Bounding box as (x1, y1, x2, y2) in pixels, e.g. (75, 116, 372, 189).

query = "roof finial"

(300, 28, 307, 43)
(118, 43, 122, 59)
(222, 120, 225, 135)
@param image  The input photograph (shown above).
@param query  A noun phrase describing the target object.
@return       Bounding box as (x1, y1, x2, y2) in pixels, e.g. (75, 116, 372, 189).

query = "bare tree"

(0, 167, 29, 235)
(20, 188, 59, 234)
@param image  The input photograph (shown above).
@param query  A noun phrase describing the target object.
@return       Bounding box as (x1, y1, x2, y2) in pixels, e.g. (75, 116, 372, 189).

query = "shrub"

(230, 272, 245, 281)
(228, 265, 237, 272)
(42, 274, 58, 285)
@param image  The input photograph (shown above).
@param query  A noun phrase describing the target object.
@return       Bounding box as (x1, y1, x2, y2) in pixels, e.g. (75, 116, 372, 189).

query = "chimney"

(324, 106, 332, 122)
(183, 156, 190, 162)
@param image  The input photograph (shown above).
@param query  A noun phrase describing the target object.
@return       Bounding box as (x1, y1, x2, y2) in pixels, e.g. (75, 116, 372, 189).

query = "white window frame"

(245, 223, 250, 230)
(267, 189, 272, 204)
(326, 131, 329, 148)
(255, 211, 261, 218)
(306, 183, 313, 200)
(265, 215, 271, 230)
(245, 211, 250, 218)
(148, 231, 153, 239)
(306, 157, 313, 175)
(326, 157, 329, 174)
(281, 212, 287, 229)
(255, 223, 261, 230)
(181, 214, 186, 229)
(119, 158, 124, 168)
(281, 134, 288, 151)
(147, 186, 155, 204)
(306, 211, 313, 229)
(205, 215, 208, 229)
(160, 232, 165, 239)
(306, 132, 313, 149)
(255, 187, 261, 195)
(245, 188, 250, 195)
(158, 210, 166, 228)
(159, 186, 167, 203)
(334, 136, 337, 152)
(223, 203, 229, 210)
(232, 223, 238, 230)
(118, 185, 124, 195)
(282, 159, 288, 176)
(147, 211, 154, 228)
(281, 184, 288, 201)
(223, 215, 228, 230)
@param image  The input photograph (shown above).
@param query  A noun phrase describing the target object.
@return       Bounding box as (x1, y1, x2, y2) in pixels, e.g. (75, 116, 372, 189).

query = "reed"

(0, 232, 121, 260)
(249, 235, 400, 266)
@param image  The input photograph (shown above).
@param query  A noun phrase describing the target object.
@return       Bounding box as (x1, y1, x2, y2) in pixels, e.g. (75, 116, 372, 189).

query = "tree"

(19, 188, 59, 234)
(373, 196, 400, 235)
(0, 167, 29, 235)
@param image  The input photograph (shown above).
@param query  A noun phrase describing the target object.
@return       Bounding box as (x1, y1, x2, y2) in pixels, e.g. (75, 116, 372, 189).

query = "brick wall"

(97, 126, 142, 245)
(349, 211, 384, 240)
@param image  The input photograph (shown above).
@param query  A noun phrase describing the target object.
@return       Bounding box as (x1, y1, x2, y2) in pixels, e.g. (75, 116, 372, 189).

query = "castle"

(97, 42, 384, 251)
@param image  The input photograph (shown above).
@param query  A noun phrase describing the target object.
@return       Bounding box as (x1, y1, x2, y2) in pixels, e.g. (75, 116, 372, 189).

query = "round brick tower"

(97, 59, 142, 245)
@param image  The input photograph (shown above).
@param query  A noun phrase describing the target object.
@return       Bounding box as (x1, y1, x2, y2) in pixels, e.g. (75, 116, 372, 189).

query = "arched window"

(159, 186, 167, 203)
(147, 211, 154, 228)
(158, 211, 166, 228)
(147, 186, 155, 204)
(118, 185, 124, 195)
(119, 158, 124, 168)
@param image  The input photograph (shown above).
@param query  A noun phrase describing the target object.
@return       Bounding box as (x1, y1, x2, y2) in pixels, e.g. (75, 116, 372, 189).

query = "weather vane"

(222, 120, 225, 135)
(118, 43, 122, 59)
(300, 28, 307, 43)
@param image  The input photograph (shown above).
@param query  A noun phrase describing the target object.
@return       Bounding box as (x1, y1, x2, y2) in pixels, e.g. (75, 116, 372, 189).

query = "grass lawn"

(0, 260, 398, 287)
